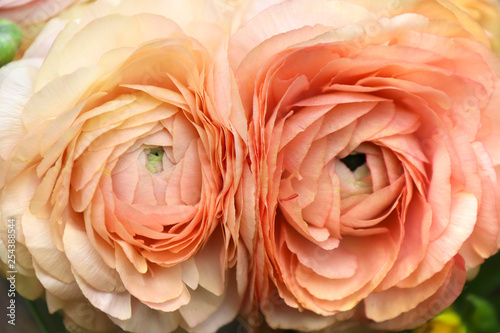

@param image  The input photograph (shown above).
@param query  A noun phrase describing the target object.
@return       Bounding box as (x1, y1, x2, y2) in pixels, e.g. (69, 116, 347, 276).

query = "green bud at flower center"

(145, 148, 164, 174)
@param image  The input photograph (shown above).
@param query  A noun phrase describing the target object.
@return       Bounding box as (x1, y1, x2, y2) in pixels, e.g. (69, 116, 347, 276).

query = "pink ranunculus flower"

(0, 0, 254, 332)
(230, 0, 500, 331)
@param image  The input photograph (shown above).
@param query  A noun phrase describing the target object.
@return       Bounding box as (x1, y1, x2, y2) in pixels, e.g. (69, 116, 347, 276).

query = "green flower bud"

(0, 19, 23, 67)
(145, 148, 164, 174)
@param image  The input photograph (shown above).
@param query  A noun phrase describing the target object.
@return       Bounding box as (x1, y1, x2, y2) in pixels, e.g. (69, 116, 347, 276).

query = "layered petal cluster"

(0, 0, 253, 332)
(229, 0, 500, 331)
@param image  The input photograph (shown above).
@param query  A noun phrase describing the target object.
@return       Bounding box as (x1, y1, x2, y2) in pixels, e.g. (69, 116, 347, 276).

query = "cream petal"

(195, 230, 225, 296)
(178, 285, 226, 328)
(22, 211, 74, 283)
(24, 66, 102, 131)
(229, 0, 376, 69)
(73, 273, 132, 320)
(183, 270, 241, 333)
(62, 217, 123, 293)
(111, 297, 180, 332)
(0, 59, 40, 160)
(115, 246, 184, 303)
(36, 13, 183, 89)
(33, 261, 82, 301)
(181, 258, 199, 290)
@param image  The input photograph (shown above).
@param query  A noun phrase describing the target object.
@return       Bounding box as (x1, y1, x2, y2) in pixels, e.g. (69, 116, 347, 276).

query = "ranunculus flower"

(230, 0, 500, 331)
(0, 0, 253, 332)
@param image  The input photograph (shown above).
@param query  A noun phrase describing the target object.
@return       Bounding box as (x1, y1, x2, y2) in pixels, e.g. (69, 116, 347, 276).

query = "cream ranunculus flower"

(0, 0, 254, 332)
(230, 0, 500, 331)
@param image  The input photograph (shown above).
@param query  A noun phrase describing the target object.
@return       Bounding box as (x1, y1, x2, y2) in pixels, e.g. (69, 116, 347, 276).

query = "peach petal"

(279, 104, 332, 152)
(179, 140, 202, 206)
(115, 240, 147, 274)
(314, 103, 376, 143)
(281, 116, 322, 175)
(121, 84, 188, 109)
(143, 285, 191, 312)
(301, 168, 341, 233)
(111, 155, 141, 204)
(73, 273, 131, 320)
(377, 192, 432, 291)
(71, 146, 113, 191)
(293, 234, 392, 302)
(426, 143, 452, 242)
(233, 24, 334, 110)
(365, 261, 453, 322)
(398, 192, 477, 288)
(340, 175, 405, 226)
(84, 202, 116, 269)
(30, 157, 62, 216)
(132, 167, 157, 207)
(290, 137, 328, 208)
(62, 218, 123, 293)
(460, 142, 500, 266)
(86, 186, 115, 247)
(371, 257, 466, 331)
(285, 226, 355, 280)
(115, 247, 184, 303)
(115, 199, 197, 231)
(369, 106, 421, 140)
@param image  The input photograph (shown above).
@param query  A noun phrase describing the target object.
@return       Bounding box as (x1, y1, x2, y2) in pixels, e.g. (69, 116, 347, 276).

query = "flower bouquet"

(1, 0, 500, 332)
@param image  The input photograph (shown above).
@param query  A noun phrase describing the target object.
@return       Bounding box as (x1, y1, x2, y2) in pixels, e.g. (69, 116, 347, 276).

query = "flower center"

(337, 153, 372, 198)
(145, 147, 164, 174)
(340, 153, 366, 171)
